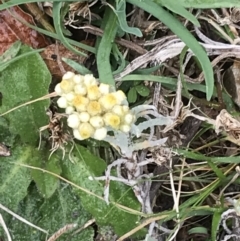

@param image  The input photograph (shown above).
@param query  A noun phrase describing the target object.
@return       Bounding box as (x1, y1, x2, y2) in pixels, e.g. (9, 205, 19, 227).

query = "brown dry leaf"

(0, 5, 49, 55)
(40, 40, 95, 79)
(215, 109, 240, 140)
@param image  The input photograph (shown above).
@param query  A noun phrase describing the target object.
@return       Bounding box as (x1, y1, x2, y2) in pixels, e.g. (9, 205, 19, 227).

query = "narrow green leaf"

(0, 145, 33, 211)
(52, 2, 87, 57)
(0, 45, 51, 145)
(211, 210, 222, 241)
(128, 87, 138, 103)
(96, 0, 118, 87)
(178, 0, 240, 8)
(135, 85, 150, 97)
(62, 57, 92, 75)
(115, 0, 142, 37)
(30, 151, 62, 199)
(61, 144, 144, 237)
(127, 0, 214, 100)
(158, 0, 200, 26)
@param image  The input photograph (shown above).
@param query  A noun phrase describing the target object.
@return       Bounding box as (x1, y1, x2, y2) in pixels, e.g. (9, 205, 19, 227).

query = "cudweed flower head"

(54, 83, 62, 95)
(62, 71, 75, 80)
(99, 93, 118, 110)
(65, 92, 75, 102)
(87, 101, 102, 116)
(120, 124, 131, 133)
(112, 105, 124, 116)
(114, 90, 127, 104)
(90, 116, 104, 128)
(78, 123, 95, 139)
(65, 106, 75, 115)
(104, 113, 121, 129)
(72, 95, 89, 112)
(124, 113, 135, 125)
(87, 85, 101, 100)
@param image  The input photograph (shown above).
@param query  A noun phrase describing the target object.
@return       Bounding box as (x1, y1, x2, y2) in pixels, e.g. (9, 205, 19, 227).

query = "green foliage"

(127, 82, 150, 103)
(61, 144, 145, 237)
(29, 151, 62, 199)
(0, 45, 51, 145)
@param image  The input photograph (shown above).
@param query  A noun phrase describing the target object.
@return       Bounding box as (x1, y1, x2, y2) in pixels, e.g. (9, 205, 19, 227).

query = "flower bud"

(120, 124, 131, 133)
(79, 112, 90, 123)
(74, 84, 87, 95)
(62, 71, 75, 80)
(73, 74, 84, 84)
(60, 79, 74, 93)
(78, 123, 95, 139)
(67, 113, 80, 129)
(112, 105, 124, 116)
(57, 96, 68, 108)
(114, 90, 126, 104)
(65, 92, 75, 102)
(99, 83, 110, 95)
(84, 74, 97, 86)
(73, 129, 84, 140)
(54, 83, 62, 95)
(90, 116, 104, 128)
(65, 106, 75, 114)
(124, 113, 134, 124)
(93, 127, 107, 140)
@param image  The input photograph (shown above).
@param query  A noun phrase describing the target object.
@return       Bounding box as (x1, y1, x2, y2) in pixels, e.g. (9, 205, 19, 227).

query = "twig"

(47, 224, 77, 241)
(0, 214, 12, 241)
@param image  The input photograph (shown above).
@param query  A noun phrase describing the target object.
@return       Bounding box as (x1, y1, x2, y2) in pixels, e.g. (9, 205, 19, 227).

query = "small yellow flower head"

(120, 124, 131, 133)
(67, 113, 80, 129)
(99, 83, 110, 95)
(74, 84, 87, 95)
(84, 74, 97, 87)
(104, 113, 121, 129)
(114, 90, 127, 104)
(87, 101, 102, 116)
(60, 79, 74, 93)
(112, 105, 124, 116)
(93, 127, 107, 140)
(79, 112, 90, 123)
(100, 93, 118, 110)
(90, 116, 104, 128)
(87, 85, 101, 100)
(78, 123, 95, 139)
(122, 105, 129, 113)
(72, 95, 89, 112)
(73, 74, 84, 84)
(57, 96, 68, 108)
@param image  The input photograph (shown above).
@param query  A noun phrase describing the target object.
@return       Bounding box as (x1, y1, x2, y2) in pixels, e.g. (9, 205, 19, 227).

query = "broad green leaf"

(115, 0, 142, 37)
(29, 151, 62, 199)
(38, 185, 94, 241)
(135, 85, 150, 97)
(127, 0, 214, 100)
(0, 145, 33, 211)
(158, 0, 200, 26)
(97, 0, 118, 87)
(8, 184, 94, 241)
(61, 144, 144, 237)
(128, 87, 137, 103)
(0, 45, 51, 145)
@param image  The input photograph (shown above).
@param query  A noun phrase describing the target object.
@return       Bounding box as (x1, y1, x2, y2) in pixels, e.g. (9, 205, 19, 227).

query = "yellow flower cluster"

(55, 72, 135, 140)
